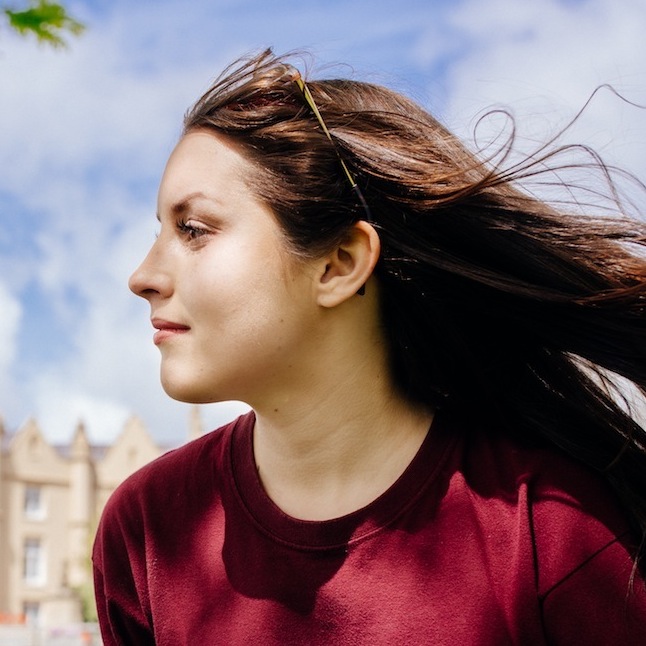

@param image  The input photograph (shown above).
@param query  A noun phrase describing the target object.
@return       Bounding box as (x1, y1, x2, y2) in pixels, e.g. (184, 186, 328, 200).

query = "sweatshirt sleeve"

(92, 480, 156, 646)
(529, 454, 646, 645)
(539, 534, 646, 644)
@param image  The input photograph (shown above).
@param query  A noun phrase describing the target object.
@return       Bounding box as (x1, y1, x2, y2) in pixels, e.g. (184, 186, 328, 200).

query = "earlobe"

(316, 221, 380, 308)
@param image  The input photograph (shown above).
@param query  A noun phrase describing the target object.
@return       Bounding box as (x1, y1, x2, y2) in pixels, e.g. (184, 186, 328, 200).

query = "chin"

(160, 375, 220, 405)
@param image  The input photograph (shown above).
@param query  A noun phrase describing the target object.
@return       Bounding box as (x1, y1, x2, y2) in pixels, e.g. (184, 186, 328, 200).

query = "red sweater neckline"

(228, 410, 455, 550)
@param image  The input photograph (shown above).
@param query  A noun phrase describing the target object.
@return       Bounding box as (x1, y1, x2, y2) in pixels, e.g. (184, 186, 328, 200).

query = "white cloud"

(0, 282, 23, 435)
(440, 0, 646, 174)
(0, 280, 21, 384)
(32, 388, 131, 445)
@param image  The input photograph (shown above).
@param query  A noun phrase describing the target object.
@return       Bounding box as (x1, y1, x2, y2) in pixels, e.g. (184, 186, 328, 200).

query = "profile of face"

(128, 130, 321, 407)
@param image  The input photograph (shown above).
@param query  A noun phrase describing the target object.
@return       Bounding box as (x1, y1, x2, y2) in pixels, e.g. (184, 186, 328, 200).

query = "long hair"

(184, 50, 646, 571)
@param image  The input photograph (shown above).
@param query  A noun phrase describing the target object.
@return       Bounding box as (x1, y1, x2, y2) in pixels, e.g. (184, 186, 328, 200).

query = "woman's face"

(129, 130, 320, 406)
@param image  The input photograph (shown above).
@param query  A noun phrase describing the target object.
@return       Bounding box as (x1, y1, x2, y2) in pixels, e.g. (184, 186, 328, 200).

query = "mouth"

(151, 318, 191, 345)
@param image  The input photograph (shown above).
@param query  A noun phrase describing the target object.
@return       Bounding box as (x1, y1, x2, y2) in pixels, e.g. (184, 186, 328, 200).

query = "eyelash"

(177, 219, 208, 240)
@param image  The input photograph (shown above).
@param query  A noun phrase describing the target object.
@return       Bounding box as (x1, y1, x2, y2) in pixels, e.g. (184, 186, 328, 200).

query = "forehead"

(159, 130, 252, 203)
(157, 130, 301, 260)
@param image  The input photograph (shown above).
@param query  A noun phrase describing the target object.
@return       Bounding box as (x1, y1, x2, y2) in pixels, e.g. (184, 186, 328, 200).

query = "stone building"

(0, 409, 203, 628)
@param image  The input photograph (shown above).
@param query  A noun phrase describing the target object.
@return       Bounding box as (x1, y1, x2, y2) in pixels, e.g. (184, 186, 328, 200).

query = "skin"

(129, 130, 433, 520)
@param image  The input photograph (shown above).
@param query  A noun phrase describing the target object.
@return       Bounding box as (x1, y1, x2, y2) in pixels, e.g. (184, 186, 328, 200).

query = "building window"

(23, 601, 40, 625)
(23, 538, 45, 586)
(24, 485, 45, 520)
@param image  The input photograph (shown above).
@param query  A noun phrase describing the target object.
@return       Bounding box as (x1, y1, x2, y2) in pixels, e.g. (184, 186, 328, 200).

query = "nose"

(128, 239, 173, 300)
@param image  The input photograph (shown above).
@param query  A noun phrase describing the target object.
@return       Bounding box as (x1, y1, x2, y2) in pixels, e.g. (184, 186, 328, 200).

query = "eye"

(177, 219, 209, 240)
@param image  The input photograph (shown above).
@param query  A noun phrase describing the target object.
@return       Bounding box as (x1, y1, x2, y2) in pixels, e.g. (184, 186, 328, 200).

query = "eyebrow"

(157, 191, 221, 221)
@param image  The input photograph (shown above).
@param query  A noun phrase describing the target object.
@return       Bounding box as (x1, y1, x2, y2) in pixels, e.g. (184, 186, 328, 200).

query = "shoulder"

(466, 435, 646, 642)
(457, 422, 629, 527)
(453, 422, 636, 593)
(99, 412, 254, 525)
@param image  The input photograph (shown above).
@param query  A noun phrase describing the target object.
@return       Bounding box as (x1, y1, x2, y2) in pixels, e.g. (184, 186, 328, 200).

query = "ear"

(316, 221, 381, 308)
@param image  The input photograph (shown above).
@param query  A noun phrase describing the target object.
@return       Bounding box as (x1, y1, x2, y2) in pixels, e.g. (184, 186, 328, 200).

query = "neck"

(251, 333, 434, 520)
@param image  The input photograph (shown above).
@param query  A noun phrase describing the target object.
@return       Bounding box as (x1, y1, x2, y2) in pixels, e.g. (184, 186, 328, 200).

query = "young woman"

(93, 50, 646, 644)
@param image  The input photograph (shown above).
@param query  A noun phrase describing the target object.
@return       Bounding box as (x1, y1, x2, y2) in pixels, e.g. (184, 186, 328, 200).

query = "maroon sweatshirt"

(93, 411, 646, 644)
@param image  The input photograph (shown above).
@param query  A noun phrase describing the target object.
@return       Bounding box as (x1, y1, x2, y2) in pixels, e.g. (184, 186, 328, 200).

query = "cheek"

(185, 257, 285, 328)
(185, 235, 311, 326)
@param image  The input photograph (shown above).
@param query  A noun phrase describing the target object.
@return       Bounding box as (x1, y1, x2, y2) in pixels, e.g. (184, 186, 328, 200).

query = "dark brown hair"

(184, 50, 646, 571)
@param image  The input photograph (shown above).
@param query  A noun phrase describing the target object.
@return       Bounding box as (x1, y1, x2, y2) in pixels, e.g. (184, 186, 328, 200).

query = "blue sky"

(1, 0, 645, 445)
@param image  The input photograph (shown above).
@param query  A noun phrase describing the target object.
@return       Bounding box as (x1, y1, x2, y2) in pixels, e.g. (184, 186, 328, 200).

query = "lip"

(151, 318, 191, 345)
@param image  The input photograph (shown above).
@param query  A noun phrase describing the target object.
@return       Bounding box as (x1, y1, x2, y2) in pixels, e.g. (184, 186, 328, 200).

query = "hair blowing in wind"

(184, 49, 646, 572)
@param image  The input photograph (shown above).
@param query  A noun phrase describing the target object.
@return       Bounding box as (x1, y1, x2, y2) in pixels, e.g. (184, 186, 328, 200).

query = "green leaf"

(4, 0, 85, 48)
